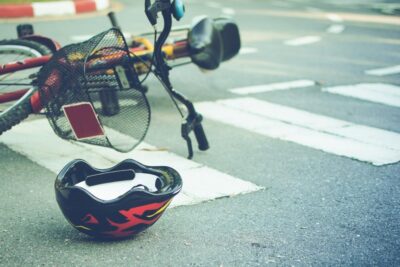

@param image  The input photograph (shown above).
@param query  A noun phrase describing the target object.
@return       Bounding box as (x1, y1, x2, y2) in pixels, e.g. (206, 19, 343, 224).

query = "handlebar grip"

(108, 12, 120, 29)
(194, 121, 209, 151)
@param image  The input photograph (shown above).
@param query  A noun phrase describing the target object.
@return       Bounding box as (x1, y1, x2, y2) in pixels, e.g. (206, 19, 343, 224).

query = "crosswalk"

(0, 79, 399, 212)
(197, 82, 400, 166)
(0, 119, 262, 208)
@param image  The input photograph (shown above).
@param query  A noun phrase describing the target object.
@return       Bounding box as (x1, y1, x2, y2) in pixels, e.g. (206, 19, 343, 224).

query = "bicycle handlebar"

(108, 12, 120, 30)
(146, 0, 210, 158)
(107, 0, 210, 158)
(193, 116, 209, 151)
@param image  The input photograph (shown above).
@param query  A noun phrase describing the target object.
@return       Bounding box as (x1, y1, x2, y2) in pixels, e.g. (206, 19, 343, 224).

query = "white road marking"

(284, 36, 321, 46)
(326, 13, 343, 22)
(205, 1, 221, 8)
(327, 24, 345, 34)
(222, 8, 236, 16)
(196, 97, 400, 166)
(241, 9, 400, 26)
(365, 65, 400, 76)
(229, 80, 316, 95)
(322, 83, 400, 108)
(239, 47, 259, 55)
(0, 120, 262, 208)
(32, 1, 75, 16)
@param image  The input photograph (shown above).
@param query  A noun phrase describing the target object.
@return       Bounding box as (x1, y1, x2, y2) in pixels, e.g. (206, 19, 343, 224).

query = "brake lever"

(181, 121, 194, 159)
(145, 0, 171, 26)
(181, 111, 209, 159)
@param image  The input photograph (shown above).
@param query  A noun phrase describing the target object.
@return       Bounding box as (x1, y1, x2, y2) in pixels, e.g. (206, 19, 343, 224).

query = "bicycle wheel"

(0, 39, 52, 134)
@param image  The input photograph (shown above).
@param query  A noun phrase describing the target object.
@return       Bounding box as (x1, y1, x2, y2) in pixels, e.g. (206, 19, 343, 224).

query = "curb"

(0, 0, 110, 18)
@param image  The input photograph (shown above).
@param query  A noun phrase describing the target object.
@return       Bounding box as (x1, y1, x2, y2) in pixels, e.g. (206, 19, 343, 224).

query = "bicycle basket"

(37, 28, 150, 152)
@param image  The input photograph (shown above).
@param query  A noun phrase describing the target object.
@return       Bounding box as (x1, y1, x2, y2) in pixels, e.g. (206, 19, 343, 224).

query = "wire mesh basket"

(37, 28, 150, 152)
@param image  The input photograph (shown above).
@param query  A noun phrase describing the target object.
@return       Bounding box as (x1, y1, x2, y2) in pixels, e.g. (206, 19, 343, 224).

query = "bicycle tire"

(0, 39, 52, 135)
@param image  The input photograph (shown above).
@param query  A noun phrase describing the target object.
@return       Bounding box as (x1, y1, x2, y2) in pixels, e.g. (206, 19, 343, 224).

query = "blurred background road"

(1, 0, 399, 266)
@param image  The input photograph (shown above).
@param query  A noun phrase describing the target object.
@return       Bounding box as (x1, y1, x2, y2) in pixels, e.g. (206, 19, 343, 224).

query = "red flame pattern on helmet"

(82, 213, 100, 225)
(103, 200, 170, 238)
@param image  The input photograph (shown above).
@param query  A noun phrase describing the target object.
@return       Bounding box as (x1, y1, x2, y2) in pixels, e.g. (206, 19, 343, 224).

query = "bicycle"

(0, 0, 241, 159)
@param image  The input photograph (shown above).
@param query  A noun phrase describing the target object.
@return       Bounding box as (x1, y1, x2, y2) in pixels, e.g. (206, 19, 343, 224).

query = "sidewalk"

(0, 0, 110, 18)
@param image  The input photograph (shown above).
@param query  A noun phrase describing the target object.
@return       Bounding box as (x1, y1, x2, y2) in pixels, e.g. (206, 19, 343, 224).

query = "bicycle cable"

(131, 53, 185, 119)
(137, 26, 157, 85)
(130, 26, 186, 119)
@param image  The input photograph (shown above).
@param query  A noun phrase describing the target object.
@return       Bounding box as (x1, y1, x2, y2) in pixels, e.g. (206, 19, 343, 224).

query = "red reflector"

(63, 102, 105, 140)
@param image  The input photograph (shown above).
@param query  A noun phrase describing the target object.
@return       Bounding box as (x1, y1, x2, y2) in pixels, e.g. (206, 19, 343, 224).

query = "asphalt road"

(1, 0, 400, 266)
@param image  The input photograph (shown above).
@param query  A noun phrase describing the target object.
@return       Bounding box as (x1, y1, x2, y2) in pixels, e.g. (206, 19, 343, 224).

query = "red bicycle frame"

(0, 39, 190, 112)
(0, 56, 49, 109)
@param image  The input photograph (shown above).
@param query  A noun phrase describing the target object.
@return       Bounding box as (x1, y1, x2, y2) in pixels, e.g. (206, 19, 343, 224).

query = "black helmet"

(55, 159, 182, 239)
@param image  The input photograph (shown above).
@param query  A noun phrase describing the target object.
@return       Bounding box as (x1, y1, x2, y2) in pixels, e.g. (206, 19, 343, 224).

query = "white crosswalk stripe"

(284, 36, 321, 46)
(229, 80, 316, 95)
(239, 47, 259, 55)
(196, 97, 400, 166)
(365, 65, 400, 76)
(0, 119, 262, 208)
(322, 83, 400, 108)
(327, 24, 345, 34)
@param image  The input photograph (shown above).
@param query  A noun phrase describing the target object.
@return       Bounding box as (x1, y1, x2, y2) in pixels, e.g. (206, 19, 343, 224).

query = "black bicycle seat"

(188, 16, 223, 70)
(213, 17, 241, 62)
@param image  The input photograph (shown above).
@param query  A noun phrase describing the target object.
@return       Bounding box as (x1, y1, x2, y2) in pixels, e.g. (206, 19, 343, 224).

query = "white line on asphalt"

(33, 1, 75, 16)
(322, 83, 400, 108)
(222, 8, 235, 16)
(326, 13, 343, 22)
(229, 80, 316, 95)
(327, 24, 345, 34)
(205, 1, 221, 8)
(196, 97, 400, 166)
(0, 120, 262, 208)
(284, 36, 321, 46)
(365, 65, 400, 76)
(239, 47, 259, 55)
